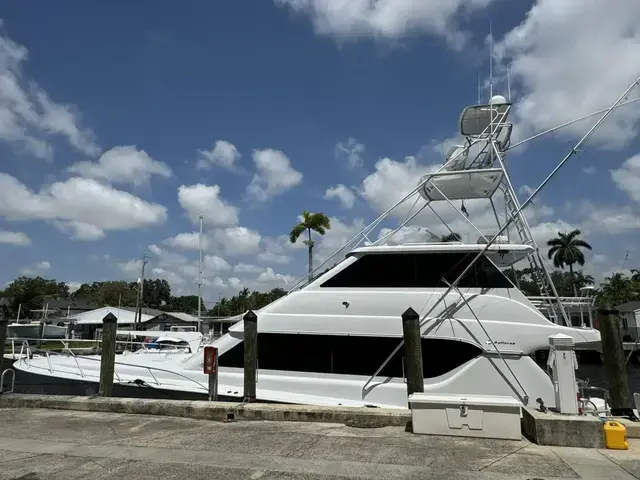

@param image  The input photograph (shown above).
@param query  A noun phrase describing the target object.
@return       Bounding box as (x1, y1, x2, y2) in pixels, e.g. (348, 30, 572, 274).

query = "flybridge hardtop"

(345, 243, 534, 268)
(11, 77, 640, 411)
(348, 243, 534, 254)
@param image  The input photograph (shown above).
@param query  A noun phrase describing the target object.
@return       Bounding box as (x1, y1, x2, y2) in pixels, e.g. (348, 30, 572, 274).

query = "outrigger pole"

(506, 97, 640, 152)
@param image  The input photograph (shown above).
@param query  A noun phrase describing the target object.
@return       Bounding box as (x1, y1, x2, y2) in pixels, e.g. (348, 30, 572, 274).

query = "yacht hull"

(4, 368, 214, 401)
(9, 350, 557, 409)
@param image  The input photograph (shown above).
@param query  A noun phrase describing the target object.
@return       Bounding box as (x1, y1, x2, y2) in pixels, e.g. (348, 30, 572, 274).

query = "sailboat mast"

(197, 214, 203, 333)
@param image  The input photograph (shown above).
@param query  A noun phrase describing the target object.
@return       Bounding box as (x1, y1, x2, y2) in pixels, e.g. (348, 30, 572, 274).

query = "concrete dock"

(1, 408, 640, 479)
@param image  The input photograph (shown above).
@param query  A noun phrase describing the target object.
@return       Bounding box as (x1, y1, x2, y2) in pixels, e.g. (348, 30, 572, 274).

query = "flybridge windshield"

(320, 252, 513, 289)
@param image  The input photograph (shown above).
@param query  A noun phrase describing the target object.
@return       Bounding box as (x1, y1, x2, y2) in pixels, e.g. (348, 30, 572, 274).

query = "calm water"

(577, 363, 640, 394)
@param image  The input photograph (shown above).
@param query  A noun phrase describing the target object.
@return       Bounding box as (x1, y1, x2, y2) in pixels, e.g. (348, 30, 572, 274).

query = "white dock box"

(408, 393, 522, 440)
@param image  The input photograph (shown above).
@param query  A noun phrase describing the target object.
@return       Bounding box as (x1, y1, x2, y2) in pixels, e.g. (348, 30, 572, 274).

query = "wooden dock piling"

(243, 310, 258, 402)
(401, 307, 424, 397)
(98, 312, 118, 397)
(598, 305, 634, 417)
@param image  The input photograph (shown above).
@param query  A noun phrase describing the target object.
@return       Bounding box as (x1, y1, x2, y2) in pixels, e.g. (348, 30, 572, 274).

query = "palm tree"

(597, 272, 638, 306)
(547, 230, 592, 274)
(547, 229, 592, 295)
(289, 211, 331, 278)
(441, 232, 462, 242)
(572, 271, 595, 289)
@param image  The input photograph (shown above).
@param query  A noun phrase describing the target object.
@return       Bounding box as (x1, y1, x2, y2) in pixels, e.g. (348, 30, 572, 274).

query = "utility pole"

(197, 214, 203, 333)
(136, 254, 150, 330)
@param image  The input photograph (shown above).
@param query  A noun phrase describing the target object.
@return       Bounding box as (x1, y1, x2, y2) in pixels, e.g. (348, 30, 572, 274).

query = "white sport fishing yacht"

(11, 89, 632, 408)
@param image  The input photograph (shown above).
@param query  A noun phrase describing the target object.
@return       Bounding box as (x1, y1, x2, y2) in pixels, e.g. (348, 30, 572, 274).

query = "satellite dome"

(490, 95, 507, 105)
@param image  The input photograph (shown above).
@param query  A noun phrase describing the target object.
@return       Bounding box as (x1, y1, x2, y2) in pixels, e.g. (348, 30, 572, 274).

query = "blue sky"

(0, 0, 639, 307)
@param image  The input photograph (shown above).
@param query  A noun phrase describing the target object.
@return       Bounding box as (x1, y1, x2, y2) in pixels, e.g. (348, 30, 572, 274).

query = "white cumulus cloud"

(335, 137, 365, 168)
(324, 184, 356, 209)
(203, 254, 232, 273)
(68, 146, 172, 186)
(19, 260, 51, 276)
(0, 174, 167, 240)
(233, 263, 263, 274)
(274, 0, 494, 48)
(163, 232, 205, 251)
(611, 153, 640, 203)
(257, 250, 292, 264)
(212, 226, 262, 256)
(359, 156, 435, 218)
(257, 267, 295, 285)
(52, 220, 105, 241)
(0, 229, 30, 245)
(0, 26, 99, 159)
(177, 184, 239, 227)
(496, 0, 640, 148)
(196, 140, 242, 170)
(246, 148, 302, 201)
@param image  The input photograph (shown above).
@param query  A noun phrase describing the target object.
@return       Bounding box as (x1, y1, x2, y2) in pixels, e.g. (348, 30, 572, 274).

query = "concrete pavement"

(0, 408, 639, 479)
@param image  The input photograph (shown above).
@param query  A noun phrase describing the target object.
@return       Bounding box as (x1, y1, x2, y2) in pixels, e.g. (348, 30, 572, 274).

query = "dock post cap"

(401, 307, 419, 320)
(243, 310, 257, 321)
(102, 312, 117, 324)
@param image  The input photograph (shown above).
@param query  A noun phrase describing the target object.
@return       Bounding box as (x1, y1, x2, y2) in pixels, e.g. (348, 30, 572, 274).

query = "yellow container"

(604, 421, 628, 450)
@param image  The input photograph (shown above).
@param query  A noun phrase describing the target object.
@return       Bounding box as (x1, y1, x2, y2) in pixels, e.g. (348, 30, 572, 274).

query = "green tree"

(289, 211, 331, 277)
(441, 232, 462, 242)
(73, 281, 137, 307)
(142, 279, 171, 308)
(548, 270, 594, 297)
(504, 267, 543, 296)
(2, 277, 69, 318)
(504, 267, 594, 297)
(596, 272, 640, 306)
(162, 295, 202, 314)
(208, 288, 287, 317)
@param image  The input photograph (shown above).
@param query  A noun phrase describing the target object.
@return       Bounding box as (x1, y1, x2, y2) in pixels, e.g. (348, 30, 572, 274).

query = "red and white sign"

(203, 346, 217, 374)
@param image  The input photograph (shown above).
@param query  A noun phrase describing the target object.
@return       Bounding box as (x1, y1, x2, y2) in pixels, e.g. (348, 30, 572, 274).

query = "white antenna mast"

(507, 65, 512, 101)
(489, 20, 493, 101)
(477, 72, 481, 105)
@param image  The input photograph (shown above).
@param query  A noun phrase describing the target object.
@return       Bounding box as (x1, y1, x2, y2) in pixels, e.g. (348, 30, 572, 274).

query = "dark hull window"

(218, 333, 482, 378)
(320, 252, 512, 289)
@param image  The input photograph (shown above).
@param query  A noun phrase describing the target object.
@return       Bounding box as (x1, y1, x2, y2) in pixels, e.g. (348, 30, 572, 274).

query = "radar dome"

(490, 95, 507, 105)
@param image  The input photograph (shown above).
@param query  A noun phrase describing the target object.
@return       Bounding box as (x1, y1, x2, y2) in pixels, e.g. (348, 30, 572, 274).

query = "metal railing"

(10, 339, 210, 394)
(0, 368, 15, 393)
(4, 336, 204, 357)
(527, 296, 596, 328)
(7, 339, 208, 392)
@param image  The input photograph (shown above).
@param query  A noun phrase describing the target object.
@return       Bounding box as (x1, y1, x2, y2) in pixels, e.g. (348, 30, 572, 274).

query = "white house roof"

(69, 306, 154, 325)
(617, 301, 640, 313)
(159, 312, 199, 323)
